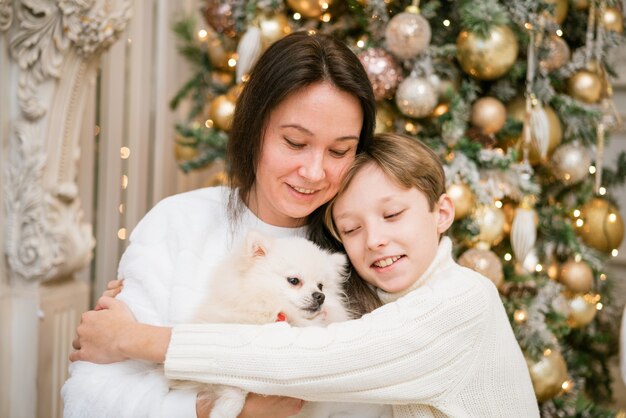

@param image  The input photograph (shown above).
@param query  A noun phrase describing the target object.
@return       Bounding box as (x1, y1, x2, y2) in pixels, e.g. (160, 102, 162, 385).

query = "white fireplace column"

(0, 1, 131, 417)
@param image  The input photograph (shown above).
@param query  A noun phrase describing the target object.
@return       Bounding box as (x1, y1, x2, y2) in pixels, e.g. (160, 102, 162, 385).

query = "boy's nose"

(366, 227, 388, 249)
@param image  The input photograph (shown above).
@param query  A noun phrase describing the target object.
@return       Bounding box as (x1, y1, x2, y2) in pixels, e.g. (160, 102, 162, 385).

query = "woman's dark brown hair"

(226, 30, 376, 218)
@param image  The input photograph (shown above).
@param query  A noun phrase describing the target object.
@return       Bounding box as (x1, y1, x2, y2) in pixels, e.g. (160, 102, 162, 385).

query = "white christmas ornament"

(530, 105, 550, 159)
(395, 76, 437, 118)
(385, 11, 432, 60)
(511, 198, 537, 264)
(236, 26, 263, 83)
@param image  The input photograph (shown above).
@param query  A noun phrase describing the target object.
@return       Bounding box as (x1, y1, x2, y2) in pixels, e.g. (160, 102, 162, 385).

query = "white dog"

(173, 231, 391, 418)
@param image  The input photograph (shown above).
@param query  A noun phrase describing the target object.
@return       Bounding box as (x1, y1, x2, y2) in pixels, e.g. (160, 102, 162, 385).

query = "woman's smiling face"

(249, 81, 363, 227)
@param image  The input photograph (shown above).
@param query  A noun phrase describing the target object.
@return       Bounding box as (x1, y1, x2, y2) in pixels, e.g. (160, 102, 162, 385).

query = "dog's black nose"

(312, 292, 325, 306)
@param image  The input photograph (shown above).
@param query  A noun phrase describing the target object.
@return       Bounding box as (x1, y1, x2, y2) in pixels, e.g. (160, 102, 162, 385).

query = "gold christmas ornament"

(258, 13, 293, 47)
(211, 71, 235, 88)
(458, 247, 504, 287)
(502, 202, 516, 236)
(447, 183, 475, 220)
(174, 135, 199, 161)
(511, 197, 538, 264)
(210, 95, 236, 131)
(601, 7, 624, 33)
(544, 0, 569, 24)
(286, 0, 331, 18)
(559, 259, 594, 293)
(471, 97, 507, 134)
(576, 198, 625, 252)
(572, 0, 589, 10)
(375, 102, 395, 133)
(527, 350, 568, 402)
(385, 10, 432, 60)
(456, 25, 519, 80)
(567, 70, 603, 104)
(568, 294, 597, 328)
(539, 35, 570, 72)
(551, 143, 591, 185)
(395, 76, 437, 118)
(474, 205, 506, 246)
(505, 98, 562, 165)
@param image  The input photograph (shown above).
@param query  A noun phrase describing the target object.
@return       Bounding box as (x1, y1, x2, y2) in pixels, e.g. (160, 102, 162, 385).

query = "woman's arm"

(70, 296, 171, 363)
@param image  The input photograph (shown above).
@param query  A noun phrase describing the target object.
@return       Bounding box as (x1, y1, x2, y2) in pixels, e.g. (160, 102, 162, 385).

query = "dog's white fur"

(172, 231, 390, 418)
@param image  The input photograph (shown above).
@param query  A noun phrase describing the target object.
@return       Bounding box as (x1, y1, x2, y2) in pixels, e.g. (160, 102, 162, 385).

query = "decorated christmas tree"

(170, 0, 626, 415)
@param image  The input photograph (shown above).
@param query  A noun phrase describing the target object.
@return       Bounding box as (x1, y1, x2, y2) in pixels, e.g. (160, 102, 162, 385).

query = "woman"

(63, 30, 376, 418)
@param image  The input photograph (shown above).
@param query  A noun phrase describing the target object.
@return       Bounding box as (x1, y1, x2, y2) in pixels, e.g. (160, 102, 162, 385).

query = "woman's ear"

(436, 194, 455, 234)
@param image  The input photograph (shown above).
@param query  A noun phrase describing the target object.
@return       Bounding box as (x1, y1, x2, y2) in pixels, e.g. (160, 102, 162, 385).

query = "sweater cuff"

(161, 388, 198, 418)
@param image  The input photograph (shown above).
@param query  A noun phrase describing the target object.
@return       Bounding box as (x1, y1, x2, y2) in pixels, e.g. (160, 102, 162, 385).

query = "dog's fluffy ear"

(245, 230, 270, 258)
(330, 252, 348, 282)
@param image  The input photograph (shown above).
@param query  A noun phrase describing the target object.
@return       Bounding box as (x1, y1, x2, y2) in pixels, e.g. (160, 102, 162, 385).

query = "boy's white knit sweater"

(164, 235, 540, 417)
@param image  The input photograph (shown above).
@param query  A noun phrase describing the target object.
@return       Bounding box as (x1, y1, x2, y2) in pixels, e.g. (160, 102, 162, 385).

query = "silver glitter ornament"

(395, 76, 437, 118)
(385, 12, 431, 60)
(358, 48, 402, 101)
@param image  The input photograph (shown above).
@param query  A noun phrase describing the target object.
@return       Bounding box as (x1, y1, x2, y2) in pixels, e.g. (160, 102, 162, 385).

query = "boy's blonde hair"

(325, 132, 446, 241)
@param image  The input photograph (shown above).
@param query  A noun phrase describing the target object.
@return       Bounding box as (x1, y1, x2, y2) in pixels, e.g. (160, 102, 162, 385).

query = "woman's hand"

(70, 296, 171, 363)
(94, 279, 124, 310)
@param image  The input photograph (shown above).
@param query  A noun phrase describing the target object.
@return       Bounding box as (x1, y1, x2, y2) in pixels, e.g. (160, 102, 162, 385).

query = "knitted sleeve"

(62, 199, 199, 418)
(164, 275, 489, 404)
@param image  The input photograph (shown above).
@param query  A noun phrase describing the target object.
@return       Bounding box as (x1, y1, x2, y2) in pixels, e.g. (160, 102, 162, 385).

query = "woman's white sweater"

(164, 237, 540, 417)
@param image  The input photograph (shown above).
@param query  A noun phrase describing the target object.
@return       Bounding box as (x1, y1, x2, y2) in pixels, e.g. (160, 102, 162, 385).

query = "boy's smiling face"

(332, 163, 454, 293)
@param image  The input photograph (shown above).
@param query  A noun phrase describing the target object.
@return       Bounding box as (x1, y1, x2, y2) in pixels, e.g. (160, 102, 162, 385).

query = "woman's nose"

(298, 151, 325, 182)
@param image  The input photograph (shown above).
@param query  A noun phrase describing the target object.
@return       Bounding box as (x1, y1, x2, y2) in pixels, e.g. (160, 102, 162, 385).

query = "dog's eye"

(287, 277, 300, 285)
(317, 283, 323, 291)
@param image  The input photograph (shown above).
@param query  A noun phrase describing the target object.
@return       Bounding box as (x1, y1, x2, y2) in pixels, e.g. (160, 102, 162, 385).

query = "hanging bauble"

(544, 0, 569, 24)
(458, 246, 504, 287)
(511, 196, 538, 264)
(456, 25, 519, 80)
(568, 294, 597, 328)
(286, 0, 331, 18)
(474, 205, 506, 246)
(375, 102, 395, 133)
(257, 13, 293, 47)
(539, 35, 570, 72)
(210, 95, 236, 131)
(576, 198, 625, 252)
(358, 48, 402, 101)
(602, 7, 624, 33)
(207, 35, 236, 70)
(527, 350, 568, 402)
(236, 27, 263, 83)
(505, 98, 562, 165)
(203, 0, 236, 37)
(395, 76, 437, 118)
(470, 97, 507, 135)
(551, 143, 591, 185)
(447, 183, 475, 220)
(559, 259, 594, 293)
(384, 10, 431, 60)
(174, 134, 198, 162)
(567, 70, 603, 104)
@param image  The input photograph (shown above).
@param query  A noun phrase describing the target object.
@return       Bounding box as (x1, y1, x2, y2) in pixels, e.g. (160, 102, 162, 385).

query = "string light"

(504, 253, 512, 261)
(321, 13, 331, 22)
(544, 348, 552, 357)
(612, 249, 619, 257)
(197, 29, 208, 40)
(121, 175, 128, 189)
(443, 19, 450, 27)
(576, 219, 584, 227)
(205, 119, 214, 128)
(293, 13, 301, 20)
(357, 39, 365, 48)
(227, 57, 237, 68)
(561, 379, 573, 392)
(600, 273, 607, 281)
(120, 147, 130, 159)
(556, 29, 563, 37)
(535, 264, 543, 272)
(94, 125, 101, 136)
(118, 204, 125, 214)
(574, 253, 582, 262)
(117, 228, 127, 240)
(599, 186, 607, 195)
(514, 309, 527, 323)
(589, 165, 597, 174)
(596, 302, 603, 310)
(573, 209, 581, 217)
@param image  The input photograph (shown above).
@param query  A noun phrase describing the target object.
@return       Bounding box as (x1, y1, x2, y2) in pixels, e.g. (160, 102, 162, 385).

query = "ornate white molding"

(2, 0, 131, 283)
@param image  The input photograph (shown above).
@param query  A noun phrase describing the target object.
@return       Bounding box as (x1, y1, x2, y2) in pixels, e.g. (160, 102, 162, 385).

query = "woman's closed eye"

(284, 137, 305, 149)
(329, 148, 351, 158)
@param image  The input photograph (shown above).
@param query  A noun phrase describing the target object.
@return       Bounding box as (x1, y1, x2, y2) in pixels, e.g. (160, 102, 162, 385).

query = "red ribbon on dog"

(276, 312, 287, 322)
